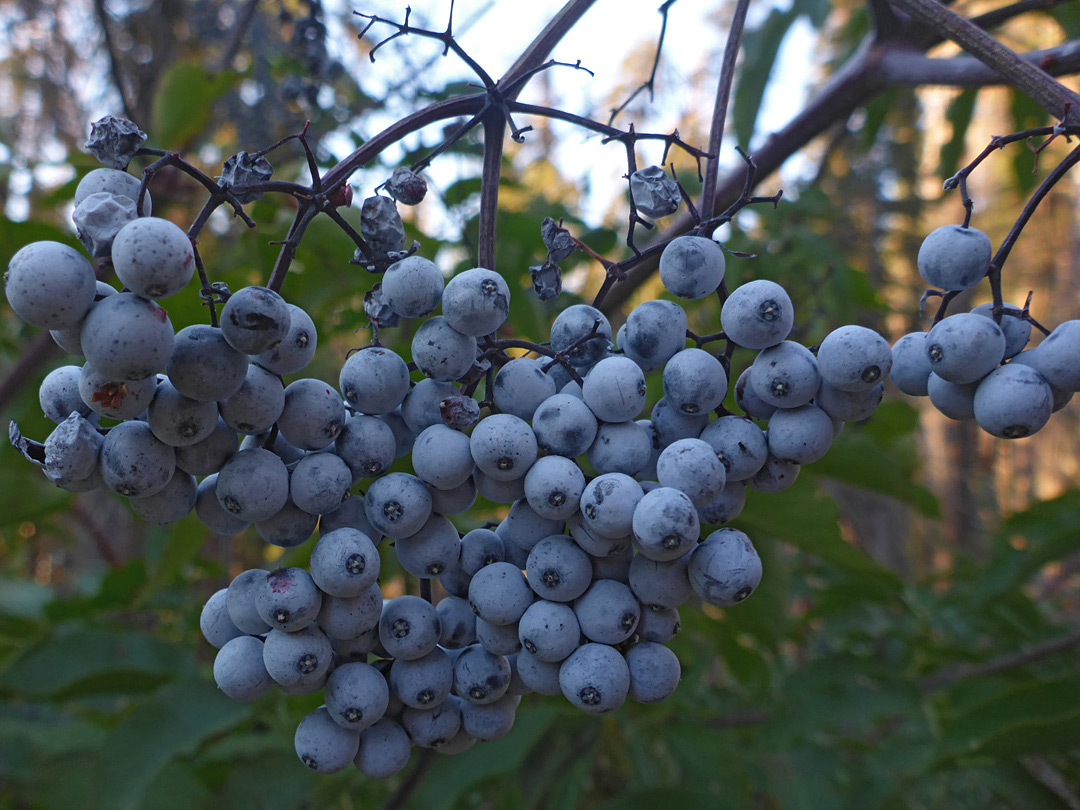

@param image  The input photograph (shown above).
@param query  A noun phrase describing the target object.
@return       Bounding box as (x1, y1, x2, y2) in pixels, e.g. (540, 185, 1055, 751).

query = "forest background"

(2, 0, 1080, 807)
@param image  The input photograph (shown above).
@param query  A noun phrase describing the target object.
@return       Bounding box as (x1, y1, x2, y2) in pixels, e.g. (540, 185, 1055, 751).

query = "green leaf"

(0, 576, 52, 619)
(138, 518, 207, 605)
(937, 675, 1080, 759)
(939, 89, 978, 182)
(731, 7, 799, 149)
(547, 751, 593, 810)
(214, 747, 318, 810)
(134, 762, 209, 810)
(859, 91, 899, 150)
(736, 478, 903, 590)
(1050, 4, 1080, 37)
(0, 625, 194, 698)
(973, 490, 1080, 603)
(442, 177, 483, 208)
(595, 787, 712, 810)
(92, 677, 251, 810)
(411, 702, 560, 810)
(47, 559, 149, 621)
(810, 428, 939, 517)
(151, 63, 239, 148)
(0, 703, 107, 756)
(1008, 88, 1049, 194)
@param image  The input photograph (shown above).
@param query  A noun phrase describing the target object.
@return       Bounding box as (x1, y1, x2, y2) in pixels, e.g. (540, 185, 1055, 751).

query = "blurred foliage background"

(1, 0, 1080, 808)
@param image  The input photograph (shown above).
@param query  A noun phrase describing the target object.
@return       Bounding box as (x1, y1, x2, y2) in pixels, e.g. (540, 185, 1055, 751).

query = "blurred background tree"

(1, 0, 1080, 808)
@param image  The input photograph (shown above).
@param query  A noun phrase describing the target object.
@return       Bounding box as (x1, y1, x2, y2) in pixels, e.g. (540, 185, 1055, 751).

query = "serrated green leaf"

(732, 8, 799, 149)
(594, 787, 713, 810)
(0, 625, 193, 698)
(973, 490, 1080, 603)
(442, 177, 483, 208)
(1008, 88, 1049, 195)
(810, 429, 939, 517)
(937, 675, 1080, 760)
(92, 677, 251, 810)
(940, 89, 978, 182)
(0, 703, 107, 755)
(736, 478, 903, 590)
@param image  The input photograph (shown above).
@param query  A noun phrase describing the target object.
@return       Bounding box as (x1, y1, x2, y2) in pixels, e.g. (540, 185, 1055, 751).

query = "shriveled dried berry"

(219, 152, 274, 203)
(386, 167, 427, 205)
(85, 115, 146, 169)
(541, 217, 576, 263)
(530, 259, 562, 301)
(629, 165, 681, 219)
(361, 196, 406, 257)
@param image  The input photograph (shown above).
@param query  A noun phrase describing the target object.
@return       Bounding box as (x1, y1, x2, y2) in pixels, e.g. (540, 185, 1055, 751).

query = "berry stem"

(989, 141, 1080, 280)
(478, 111, 505, 272)
(700, 0, 751, 223)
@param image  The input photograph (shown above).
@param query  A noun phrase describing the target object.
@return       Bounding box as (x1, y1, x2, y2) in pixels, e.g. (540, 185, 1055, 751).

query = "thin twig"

(91, 0, 136, 122)
(69, 498, 123, 568)
(266, 205, 318, 293)
(216, 0, 261, 72)
(919, 626, 1080, 692)
(0, 333, 58, 414)
(380, 749, 435, 810)
(700, 0, 751, 223)
(980, 141, 1080, 316)
(608, 0, 679, 125)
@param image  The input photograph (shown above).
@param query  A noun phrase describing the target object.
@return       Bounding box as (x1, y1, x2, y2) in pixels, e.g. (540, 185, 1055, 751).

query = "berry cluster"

(890, 224, 1075, 438)
(4, 125, 905, 775)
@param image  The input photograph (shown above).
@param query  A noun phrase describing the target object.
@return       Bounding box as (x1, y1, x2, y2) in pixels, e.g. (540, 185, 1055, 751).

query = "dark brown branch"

(890, 0, 1080, 123)
(984, 141, 1080, 314)
(356, 2, 498, 90)
(868, 0, 901, 36)
(510, 101, 710, 156)
(319, 0, 623, 204)
(602, 31, 1080, 314)
(994, 139, 1080, 273)
(968, 0, 1070, 36)
(700, 0, 751, 225)
(919, 626, 1080, 692)
(478, 113, 506, 271)
(908, 0, 1074, 53)
(882, 39, 1080, 88)
(1021, 756, 1080, 810)
(0, 333, 58, 414)
(69, 498, 123, 568)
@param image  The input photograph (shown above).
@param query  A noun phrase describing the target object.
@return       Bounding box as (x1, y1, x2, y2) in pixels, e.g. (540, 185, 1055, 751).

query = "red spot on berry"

(268, 570, 293, 593)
